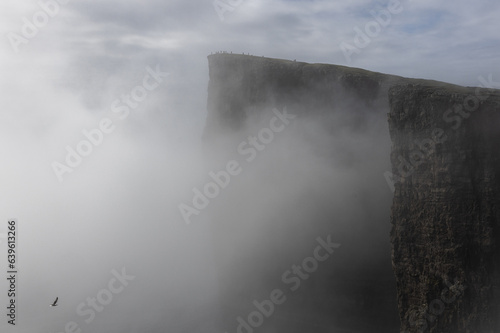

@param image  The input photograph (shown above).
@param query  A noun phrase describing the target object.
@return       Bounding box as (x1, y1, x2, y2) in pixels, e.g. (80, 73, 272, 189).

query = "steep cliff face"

(388, 84, 500, 332)
(204, 53, 499, 332)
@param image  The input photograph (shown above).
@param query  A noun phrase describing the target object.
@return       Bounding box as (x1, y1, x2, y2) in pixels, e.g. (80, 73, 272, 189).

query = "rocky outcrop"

(204, 53, 499, 332)
(388, 84, 500, 332)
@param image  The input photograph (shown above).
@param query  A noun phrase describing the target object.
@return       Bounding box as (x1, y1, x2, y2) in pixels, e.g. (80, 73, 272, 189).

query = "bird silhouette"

(50, 297, 58, 307)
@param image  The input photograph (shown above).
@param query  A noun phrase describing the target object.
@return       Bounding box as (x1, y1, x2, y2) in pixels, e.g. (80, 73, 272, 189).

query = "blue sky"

(0, 0, 499, 332)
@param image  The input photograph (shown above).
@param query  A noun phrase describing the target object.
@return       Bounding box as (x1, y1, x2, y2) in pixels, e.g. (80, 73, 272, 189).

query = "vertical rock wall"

(388, 84, 500, 332)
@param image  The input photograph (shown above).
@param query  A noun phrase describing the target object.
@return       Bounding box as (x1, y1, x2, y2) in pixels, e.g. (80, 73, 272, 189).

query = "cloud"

(0, 0, 499, 331)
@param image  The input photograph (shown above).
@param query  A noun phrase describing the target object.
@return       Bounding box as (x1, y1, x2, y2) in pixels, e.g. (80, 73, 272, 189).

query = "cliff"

(204, 53, 499, 332)
(389, 84, 500, 332)
(206, 53, 404, 138)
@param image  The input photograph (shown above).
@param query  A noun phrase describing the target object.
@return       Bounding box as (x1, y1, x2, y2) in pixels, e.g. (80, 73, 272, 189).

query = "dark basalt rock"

(388, 84, 500, 332)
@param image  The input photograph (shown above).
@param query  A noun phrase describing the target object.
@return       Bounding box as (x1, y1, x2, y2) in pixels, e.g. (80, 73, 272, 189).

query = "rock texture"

(204, 53, 499, 332)
(389, 84, 500, 332)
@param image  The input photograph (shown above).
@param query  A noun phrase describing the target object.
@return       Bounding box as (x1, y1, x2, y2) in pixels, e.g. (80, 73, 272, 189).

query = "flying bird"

(50, 297, 58, 307)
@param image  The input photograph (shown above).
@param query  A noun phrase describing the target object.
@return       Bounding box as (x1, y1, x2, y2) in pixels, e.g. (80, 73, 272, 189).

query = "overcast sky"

(1, 0, 499, 332)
